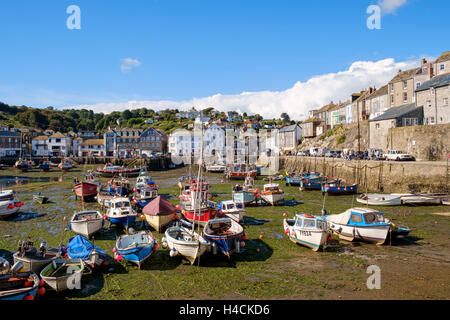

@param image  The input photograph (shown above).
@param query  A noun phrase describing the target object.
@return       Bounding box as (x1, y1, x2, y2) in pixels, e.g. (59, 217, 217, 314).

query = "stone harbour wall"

(281, 156, 449, 193)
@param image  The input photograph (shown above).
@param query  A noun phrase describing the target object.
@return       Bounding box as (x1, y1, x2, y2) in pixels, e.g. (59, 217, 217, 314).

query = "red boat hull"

(182, 207, 219, 226)
(74, 182, 98, 201)
(228, 171, 258, 180)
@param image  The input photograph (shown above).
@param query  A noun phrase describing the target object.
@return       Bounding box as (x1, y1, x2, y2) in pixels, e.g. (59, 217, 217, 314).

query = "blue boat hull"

(300, 181, 324, 190)
(322, 185, 358, 195)
(0, 286, 38, 300)
(108, 215, 137, 227)
(116, 243, 155, 267)
(286, 177, 302, 186)
(204, 234, 243, 257)
(232, 191, 255, 204)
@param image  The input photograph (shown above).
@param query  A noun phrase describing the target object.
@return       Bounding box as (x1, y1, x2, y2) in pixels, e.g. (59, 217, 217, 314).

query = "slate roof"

(389, 68, 420, 83)
(415, 73, 450, 92)
(435, 51, 450, 63)
(279, 124, 299, 133)
(0, 131, 20, 137)
(369, 103, 419, 122)
(302, 117, 324, 124)
(366, 85, 388, 99)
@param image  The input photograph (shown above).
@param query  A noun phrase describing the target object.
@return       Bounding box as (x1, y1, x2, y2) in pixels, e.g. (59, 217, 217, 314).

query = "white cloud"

(121, 58, 142, 73)
(65, 57, 420, 121)
(378, 0, 408, 15)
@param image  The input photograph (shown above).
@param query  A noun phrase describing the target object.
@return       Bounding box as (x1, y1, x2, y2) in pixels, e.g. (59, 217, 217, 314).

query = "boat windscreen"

(303, 219, 316, 228)
(364, 212, 378, 224)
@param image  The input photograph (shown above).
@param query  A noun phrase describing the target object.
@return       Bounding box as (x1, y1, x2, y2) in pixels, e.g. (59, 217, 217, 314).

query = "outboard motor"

(10, 261, 24, 274)
(39, 241, 47, 255)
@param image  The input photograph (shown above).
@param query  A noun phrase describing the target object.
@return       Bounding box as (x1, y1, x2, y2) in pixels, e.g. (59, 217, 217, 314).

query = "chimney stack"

(421, 58, 427, 65)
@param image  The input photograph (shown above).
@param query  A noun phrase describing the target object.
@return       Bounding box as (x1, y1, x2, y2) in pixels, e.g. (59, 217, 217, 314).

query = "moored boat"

(206, 164, 226, 173)
(96, 163, 141, 178)
(39, 160, 51, 172)
(300, 177, 338, 191)
(15, 159, 33, 172)
(227, 164, 258, 180)
(12, 240, 61, 274)
(105, 197, 138, 228)
(73, 173, 100, 202)
(203, 218, 245, 258)
(217, 200, 245, 223)
(260, 183, 284, 205)
(96, 192, 116, 208)
(162, 225, 209, 265)
(283, 213, 330, 251)
(58, 158, 73, 171)
(232, 175, 258, 205)
(114, 230, 158, 269)
(0, 266, 44, 300)
(356, 193, 403, 206)
(65, 235, 106, 271)
(33, 193, 49, 204)
(322, 182, 358, 195)
(69, 210, 104, 238)
(397, 193, 449, 205)
(40, 259, 85, 292)
(325, 208, 392, 245)
(0, 192, 24, 219)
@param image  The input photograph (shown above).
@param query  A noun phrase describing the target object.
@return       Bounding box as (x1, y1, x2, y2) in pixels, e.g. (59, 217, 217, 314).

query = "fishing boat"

(96, 192, 116, 208)
(14, 159, 32, 172)
(206, 164, 226, 173)
(397, 193, 449, 205)
(283, 213, 330, 251)
(65, 235, 106, 271)
(163, 225, 210, 265)
(69, 210, 104, 238)
(114, 231, 158, 269)
(356, 193, 403, 206)
(40, 259, 85, 292)
(232, 175, 258, 205)
(260, 183, 284, 205)
(180, 185, 218, 226)
(39, 160, 51, 172)
(58, 158, 73, 171)
(0, 265, 44, 300)
(12, 240, 61, 274)
(300, 177, 338, 191)
(105, 197, 138, 228)
(325, 208, 392, 245)
(107, 176, 133, 197)
(443, 200, 450, 206)
(322, 182, 358, 195)
(217, 200, 245, 223)
(0, 192, 24, 219)
(33, 192, 49, 204)
(135, 171, 157, 189)
(285, 176, 303, 186)
(73, 173, 100, 202)
(142, 195, 177, 232)
(203, 218, 245, 258)
(96, 163, 141, 178)
(227, 164, 258, 180)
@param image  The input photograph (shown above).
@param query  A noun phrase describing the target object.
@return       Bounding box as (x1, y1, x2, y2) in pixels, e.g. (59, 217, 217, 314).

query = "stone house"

(300, 117, 324, 138)
(433, 51, 450, 76)
(115, 128, 143, 158)
(48, 132, 72, 157)
(0, 131, 21, 157)
(31, 135, 49, 157)
(369, 103, 424, 150)
(316, 102, 336, 128)
(366, 85, 389, 119)
(139, 127, 168, 156)
(278, 124, 302, 152)
(330, 101, 348, 128)
(415, 73, 450, 125)
(387, 68, 421, 108)
(79, 139, 105, 157)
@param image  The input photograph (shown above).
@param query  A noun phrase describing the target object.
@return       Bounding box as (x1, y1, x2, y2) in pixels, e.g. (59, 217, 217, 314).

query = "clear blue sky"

(0, 0, 449, 109)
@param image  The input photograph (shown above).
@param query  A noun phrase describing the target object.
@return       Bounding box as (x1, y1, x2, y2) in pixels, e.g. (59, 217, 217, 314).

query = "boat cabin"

(294, 214, 327, 230)
(219, 200, 244, 212)
(341, 208, 390, 226)
(263, 183, 282, 193)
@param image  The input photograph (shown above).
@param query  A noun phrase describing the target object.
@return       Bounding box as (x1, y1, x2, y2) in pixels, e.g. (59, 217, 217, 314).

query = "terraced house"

(433, 51, 450, 76)
(139, 127, 168, 156)
(415, 73, 450, 125)
(79, 139, 105, 157)
(0, 130, 21, 157)
(31, 135, 49, 156)
(47, 132, 71, 157)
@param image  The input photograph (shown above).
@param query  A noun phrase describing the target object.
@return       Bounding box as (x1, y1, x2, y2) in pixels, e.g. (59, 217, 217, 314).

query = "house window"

(441, 64, 445, 70)
(429, 117, 435, 125)
(391, 95, 394, 104)
(403, 80, 407, 90)
(403, 92, 408, 102)
(416, 82, 421, 89)
(427, 100, 432, 108)
(443, 98, 448, 106)
(402, 118, 418, 126)
(390, 83, 394, 92)
(375, 123, 380, 129)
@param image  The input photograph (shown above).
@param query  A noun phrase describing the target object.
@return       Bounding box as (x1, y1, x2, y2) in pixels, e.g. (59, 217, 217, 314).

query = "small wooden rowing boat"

(40, 259, 85, 292)
(356, 193, 403, 206)
(70, 211, 104, 238)
(114, 230, 158, 269)
(163, 225, 209, 265)
(33, 193, 49, 204)
(322, 182, 358, 195)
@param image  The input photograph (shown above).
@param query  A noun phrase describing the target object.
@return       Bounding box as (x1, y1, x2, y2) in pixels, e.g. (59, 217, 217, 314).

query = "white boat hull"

(283, 219, 328, 251)
(164, 227, 209, 265)
(261, 193, 284, 205)
(0, 201, 20, 219)
(328, 222, 390, 244)
(356, 194, 402, 206)
(70, 218, 103, 238)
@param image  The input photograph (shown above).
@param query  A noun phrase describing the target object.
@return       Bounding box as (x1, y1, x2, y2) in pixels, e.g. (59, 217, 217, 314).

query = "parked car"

(317, 148, 330, 157)
(331, 151, 342, 158)
(309, 148, 320, 157)
(325, 150, 334, 158)
(297, 150, 310, 156)
(384, 150, 415, 161)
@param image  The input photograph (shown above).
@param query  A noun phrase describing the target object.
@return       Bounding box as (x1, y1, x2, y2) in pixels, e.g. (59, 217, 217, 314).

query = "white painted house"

(48, 132, 72, 157)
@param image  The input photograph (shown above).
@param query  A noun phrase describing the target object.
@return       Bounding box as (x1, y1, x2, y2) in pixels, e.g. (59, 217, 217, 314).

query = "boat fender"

(242, 234, 247, 241)
(114, 254, 122, 261)
(240, 241, 246, 248)
(169, 248, 178, 257)
(235, 239, 240, 253)
(211, 243, 218, 255)
(153, 243, 159, 252)
(161, 240, 168, 249)
(113, 247, 116, 253)
(38, 287, 46, 296)
(285, 228, 290, 234)
(39, 280, 45, 287)
(23, 294, 35, 300)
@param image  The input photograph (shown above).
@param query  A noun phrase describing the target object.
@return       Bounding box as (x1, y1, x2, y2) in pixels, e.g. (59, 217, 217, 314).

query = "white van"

(310, 148, 320, 157)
